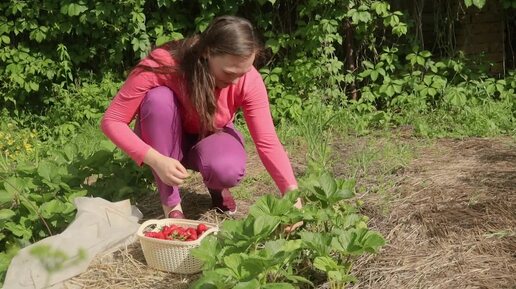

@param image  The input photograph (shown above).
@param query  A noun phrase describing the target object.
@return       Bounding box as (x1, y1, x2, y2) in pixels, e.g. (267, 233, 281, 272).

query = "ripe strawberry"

(144, 231, 159, 238)
(197, 223, 208, 235)
(162, 225, 173, 237)
(146, 231, 166, 239)
(186, 227, 198, 241)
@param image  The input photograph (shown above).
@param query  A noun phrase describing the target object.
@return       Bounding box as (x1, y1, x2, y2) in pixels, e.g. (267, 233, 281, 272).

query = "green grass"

(347, 137, 417, 178)
(231, 171, 274, 201)
(330, 132, 426, 213)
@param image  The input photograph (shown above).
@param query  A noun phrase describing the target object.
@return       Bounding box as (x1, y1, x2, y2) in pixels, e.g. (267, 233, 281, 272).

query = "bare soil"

(67, 136, 516, 289)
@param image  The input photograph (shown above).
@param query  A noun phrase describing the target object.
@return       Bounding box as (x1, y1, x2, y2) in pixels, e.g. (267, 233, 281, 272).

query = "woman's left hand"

(284, 185, 304, 233)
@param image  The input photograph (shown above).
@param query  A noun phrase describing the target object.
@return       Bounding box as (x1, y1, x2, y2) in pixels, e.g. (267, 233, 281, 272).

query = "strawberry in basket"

(145, 223, 209, 241)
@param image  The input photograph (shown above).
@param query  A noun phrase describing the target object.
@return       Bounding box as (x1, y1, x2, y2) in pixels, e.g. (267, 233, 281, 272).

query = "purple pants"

(136, 86, 247, 207)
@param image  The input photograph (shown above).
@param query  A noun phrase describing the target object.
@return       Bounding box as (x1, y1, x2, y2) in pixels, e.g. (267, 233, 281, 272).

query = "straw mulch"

(65, 136, 515, 289)
(349, 137, 516, 289)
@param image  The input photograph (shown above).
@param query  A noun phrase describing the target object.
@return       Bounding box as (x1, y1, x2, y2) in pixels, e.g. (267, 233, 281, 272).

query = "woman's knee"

(140, 86, 178, 117)
(205, 159, 246, 189)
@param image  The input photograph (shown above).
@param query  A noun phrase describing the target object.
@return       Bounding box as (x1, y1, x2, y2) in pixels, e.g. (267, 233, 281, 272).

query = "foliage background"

(0, 0, 515, 286)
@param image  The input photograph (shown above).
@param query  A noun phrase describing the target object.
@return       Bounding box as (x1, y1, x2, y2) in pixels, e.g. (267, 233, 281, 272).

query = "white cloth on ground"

(3, 197, 143, 289)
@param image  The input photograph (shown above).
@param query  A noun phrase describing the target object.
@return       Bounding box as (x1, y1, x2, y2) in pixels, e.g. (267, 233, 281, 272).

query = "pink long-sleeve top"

(100, 47, 297, 194)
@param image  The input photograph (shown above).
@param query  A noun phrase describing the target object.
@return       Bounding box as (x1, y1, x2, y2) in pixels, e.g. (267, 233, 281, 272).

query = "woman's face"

(208, 53, 255, 89)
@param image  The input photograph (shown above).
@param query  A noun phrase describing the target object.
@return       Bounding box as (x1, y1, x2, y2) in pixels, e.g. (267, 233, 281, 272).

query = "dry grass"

(349, 137, 516, 289)
(65, 136, 515, 289)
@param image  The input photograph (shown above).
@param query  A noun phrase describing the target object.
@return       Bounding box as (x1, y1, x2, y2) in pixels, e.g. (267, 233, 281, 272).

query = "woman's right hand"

(144, 148, 190, 186)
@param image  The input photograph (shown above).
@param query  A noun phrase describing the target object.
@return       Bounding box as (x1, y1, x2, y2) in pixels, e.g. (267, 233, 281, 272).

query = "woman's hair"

(137, 15, 262, 137)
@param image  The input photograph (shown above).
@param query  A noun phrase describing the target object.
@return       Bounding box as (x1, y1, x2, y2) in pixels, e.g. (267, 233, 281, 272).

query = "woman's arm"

(101, 48, 177, 165)
(100, 70, 154, 165)
(241, 68, 298, 195)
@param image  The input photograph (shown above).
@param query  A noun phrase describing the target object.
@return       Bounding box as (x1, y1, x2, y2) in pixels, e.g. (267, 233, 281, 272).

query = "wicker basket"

(137, 218, 218, 274)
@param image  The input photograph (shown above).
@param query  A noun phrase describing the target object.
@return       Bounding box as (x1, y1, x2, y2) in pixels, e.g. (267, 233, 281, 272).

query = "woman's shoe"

(168, 209, 185, 219)
(208, 188, 237, 215)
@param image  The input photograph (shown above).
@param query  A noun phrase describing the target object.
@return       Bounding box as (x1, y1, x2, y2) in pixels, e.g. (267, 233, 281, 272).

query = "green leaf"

(284, 274, 314, 286)
(234, 279, 260, 289)
(335, 179, 355, 200)
(3, 177, 24, 196)
(241, 256, 267, 280)
(264, 239, 302, 257)
(392, 23, 408, 36)
(328, 270, 344, 281)
(85, 150, 113, 167)
(319, 173, 337, 197)
(331, 230, 359, 254)
(249, 194, 292, 217)
(0, 189, 14, 205)
(300, 231, 330, 256)
(385, 85, 394, 97)
(370, 70, 379, 81)
(223, 254, 242, 279)
(191, 235, 220, 269)
(67, 3, 88, 16)
(170, 32, 183, 40)
(29, 81, 39, 91)
(305, 174, 355, 207)
(358, 11, 372, 23)
(221, 219, 246, 237)
(362, 60, 374, 69)
(40, 200, 67, 218)
(1, 35, 10, 44)
(224, 253, 264, 281)
(372, 2, 388, 16)
(20, 198, 39, 217)
(253, 215, 280, 236)
(416, 56, 425, 66)
(472, 0, 486, 8)
(340, 214, 362, 229)
(313, 256, 340, 272)
(63, 143, 77, 162)
(37, 160, 55, 181)
(363, 231, 386, 252)
(156, 35, 171, 46)
(190, 270, 227, 289)
(266, 38, 280, 54)
(0, 209, 16, 220)
(262, 283, 296, 289)
(29, 27, 47, 43)
(420, 50, 432, 58)
(333, 273, 358, 283)
(4, 221, 32, 239)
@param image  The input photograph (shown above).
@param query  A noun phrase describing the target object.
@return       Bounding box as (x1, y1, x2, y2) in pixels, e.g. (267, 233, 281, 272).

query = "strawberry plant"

(191, 173, 385, 288)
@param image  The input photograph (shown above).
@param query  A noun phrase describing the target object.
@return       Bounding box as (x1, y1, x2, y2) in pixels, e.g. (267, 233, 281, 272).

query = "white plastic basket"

(137, 218, 218, 274)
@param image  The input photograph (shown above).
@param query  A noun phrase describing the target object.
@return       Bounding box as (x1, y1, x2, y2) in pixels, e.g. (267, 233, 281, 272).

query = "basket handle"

(137, 219, 160, 236)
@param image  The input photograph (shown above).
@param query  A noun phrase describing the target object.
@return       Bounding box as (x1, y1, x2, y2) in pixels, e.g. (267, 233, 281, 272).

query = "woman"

(101, 15, 299, 219)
